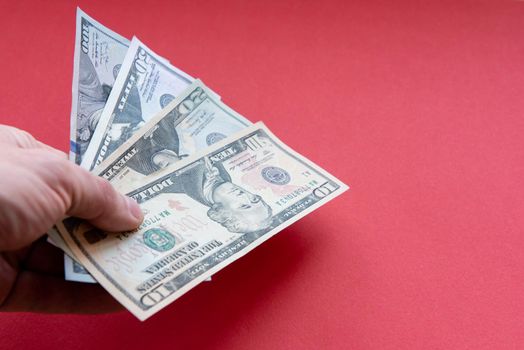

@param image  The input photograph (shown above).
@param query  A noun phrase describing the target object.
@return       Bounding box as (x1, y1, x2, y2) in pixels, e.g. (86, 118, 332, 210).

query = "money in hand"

(57, 122, 348, 320)
(54, 8, 348, 318)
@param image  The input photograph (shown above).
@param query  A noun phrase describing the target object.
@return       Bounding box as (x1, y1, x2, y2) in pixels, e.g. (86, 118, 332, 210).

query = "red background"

(0, 1, 523, 349)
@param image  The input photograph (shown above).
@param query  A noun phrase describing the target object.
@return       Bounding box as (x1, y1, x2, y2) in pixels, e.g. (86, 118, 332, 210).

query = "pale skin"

(0, 125, 143, 313)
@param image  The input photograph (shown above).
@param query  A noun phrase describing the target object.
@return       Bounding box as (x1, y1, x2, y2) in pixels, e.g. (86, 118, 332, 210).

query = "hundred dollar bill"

(70, 8, 130, 165)
(56, 122, 348, 320)
(93, 80, 251, 194)
(81, 37, 194, 170)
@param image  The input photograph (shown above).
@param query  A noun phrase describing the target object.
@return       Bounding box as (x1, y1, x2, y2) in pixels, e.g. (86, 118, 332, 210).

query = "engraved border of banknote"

(57, 122, 348, 320)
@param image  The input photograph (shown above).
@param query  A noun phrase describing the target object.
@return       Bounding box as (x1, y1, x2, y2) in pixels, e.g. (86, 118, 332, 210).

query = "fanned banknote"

(81, 37, 194, 170)
(93, 80, 251, 193)
(64, 8, 131, 283)
(70, 8, 130, 165)
(56, 122, 348, 320)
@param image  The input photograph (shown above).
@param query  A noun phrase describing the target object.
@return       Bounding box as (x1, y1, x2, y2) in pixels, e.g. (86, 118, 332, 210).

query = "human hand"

(0, 125, 143, 313)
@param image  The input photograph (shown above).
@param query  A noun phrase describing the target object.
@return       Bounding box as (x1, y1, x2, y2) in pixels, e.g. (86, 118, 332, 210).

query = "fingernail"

(127, 197, 144, 224)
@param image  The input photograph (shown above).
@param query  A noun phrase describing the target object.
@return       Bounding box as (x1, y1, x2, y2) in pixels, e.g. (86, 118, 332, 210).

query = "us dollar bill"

(70, 8, 130, 165)
(81, 37, 194, 170)
(57, 122, 348, 320)
(93, 80, 251, 194)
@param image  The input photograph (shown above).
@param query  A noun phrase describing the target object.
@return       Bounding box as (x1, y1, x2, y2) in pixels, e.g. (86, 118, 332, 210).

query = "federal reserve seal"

(143, 228, 176, 252)
(159, 93, 176, 108)
(261, 166, 291, 185)
(206, 132, 226, 146)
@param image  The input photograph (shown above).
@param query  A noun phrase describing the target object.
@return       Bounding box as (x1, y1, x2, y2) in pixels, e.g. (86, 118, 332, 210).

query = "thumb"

(64, 163, 144, 232)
